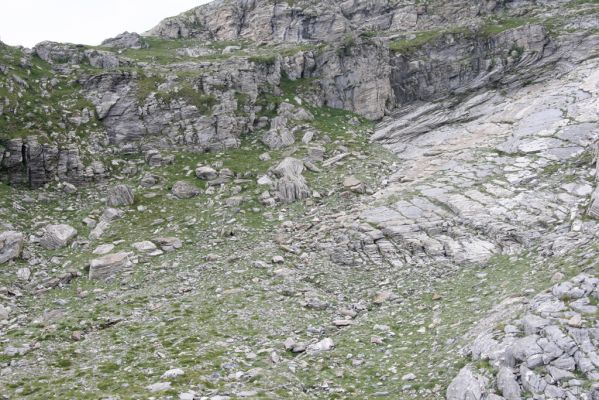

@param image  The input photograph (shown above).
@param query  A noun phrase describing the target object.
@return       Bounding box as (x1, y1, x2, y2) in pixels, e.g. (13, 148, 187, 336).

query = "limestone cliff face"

(146, 0, 530, 43)
(0, 0, 591, 187)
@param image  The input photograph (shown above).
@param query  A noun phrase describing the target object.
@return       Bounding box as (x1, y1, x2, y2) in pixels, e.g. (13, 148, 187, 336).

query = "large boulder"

(89, 252, 131, 280)
(272, 157, 310, 203)
(40, 224, 77, 250)
(172, 181, 201, 199)
(195, 166, 218, 181)
(107, 185, 135, 207)
(0, 231, 24, 264)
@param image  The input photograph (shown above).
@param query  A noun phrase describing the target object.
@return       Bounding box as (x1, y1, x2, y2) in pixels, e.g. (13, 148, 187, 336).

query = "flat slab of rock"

(93, 244, 115, 255)
(89, 252, 131, 280)
(40, 224, 77, 249)
(0, 231, 24, 264)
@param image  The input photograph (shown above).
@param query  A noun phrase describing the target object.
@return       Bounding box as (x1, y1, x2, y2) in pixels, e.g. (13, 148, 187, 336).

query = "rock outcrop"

(0, 138, 106, 188)
(101, 32, 146, 50)
(448, 274, 599, 400)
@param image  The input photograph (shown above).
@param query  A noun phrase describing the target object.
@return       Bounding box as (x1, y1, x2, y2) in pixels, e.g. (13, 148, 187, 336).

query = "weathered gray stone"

(89, 252, 131, 280)
(447, 366, 488, 400)
(171, 181, 200, 199)
(107, 185, 135, 207)
(40, 224, 77, 250)
(101, 31, 146, 49)
(0, 231, 24, 264)
(272, 157, 310, 203)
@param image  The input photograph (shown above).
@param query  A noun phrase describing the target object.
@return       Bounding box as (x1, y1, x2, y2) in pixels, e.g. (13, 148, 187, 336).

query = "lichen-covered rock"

(40, 224, 77, 250)
(0, 231, 24, 264)
(107, 185, 135, 207)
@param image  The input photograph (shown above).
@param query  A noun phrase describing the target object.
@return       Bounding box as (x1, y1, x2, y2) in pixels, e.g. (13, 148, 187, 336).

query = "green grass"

(479, 16, 536, 37)
(389, 30, 443, 54)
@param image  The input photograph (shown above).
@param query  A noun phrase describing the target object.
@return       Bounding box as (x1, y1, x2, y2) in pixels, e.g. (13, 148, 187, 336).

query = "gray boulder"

(446, 366, 488, 400)
(497, 367, 521, 400)
(0, 231, 24, 264)
(89, 252, 131, 280)
(172, 181, 201, 199)
(40, 224, 77, 250)
(107, 185, 135, 207)
(272, 157, 310, 203)
(195, 166, 218, 180)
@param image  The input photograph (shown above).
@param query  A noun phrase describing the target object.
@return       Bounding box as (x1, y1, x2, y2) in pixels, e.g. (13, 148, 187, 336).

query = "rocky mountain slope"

(1, 0, 599, 399)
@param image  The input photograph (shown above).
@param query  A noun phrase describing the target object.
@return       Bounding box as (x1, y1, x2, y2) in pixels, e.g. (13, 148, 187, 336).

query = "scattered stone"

(16, 267, 31, 281)
(373, 291, 395, 305)
(146, 382, 172, 392)
(308, 338, 334, 353)
(402, 373, 416, 381)
(132, 241, 158, 253)
(343, 175, 364, 193)
(161, 368, 184, 379)
(153, 237, 182, 252)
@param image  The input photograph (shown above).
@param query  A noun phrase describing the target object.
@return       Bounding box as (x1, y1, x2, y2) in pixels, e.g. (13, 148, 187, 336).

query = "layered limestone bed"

(1, 0, 599, 399)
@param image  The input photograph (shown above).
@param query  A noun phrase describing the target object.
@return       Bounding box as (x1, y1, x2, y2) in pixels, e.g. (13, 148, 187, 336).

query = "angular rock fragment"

(0, 231, 24, 264)
(89, 252, 131, 280)
(171, 181, 200, 199)
(107, 184, 135, 207)
(272, 157, 310, 203)
(40, 224, 77, 249)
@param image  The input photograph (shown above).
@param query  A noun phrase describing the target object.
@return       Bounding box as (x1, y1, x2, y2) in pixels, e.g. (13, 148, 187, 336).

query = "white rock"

(146, 382, 171, 392)
(161, 368, 184, 379)
(93, 244, 115, 255)
(132, 241, 157, 253)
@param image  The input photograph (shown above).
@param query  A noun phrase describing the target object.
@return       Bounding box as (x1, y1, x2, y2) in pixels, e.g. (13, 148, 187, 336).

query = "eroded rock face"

(146, 0, 532, 43)
(0, 138, 105, 188)
(34, 41, 122, 69)
(0, 231, 24, 264)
